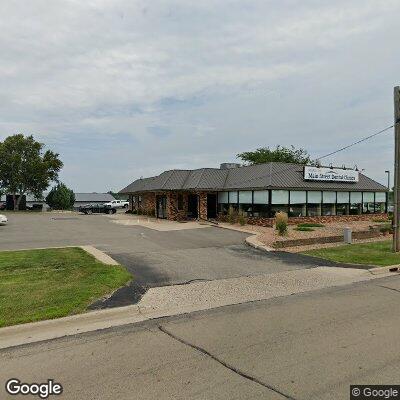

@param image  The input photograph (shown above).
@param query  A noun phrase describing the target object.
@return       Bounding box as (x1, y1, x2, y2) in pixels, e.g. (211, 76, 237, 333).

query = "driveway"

(0, 212, 328, 288)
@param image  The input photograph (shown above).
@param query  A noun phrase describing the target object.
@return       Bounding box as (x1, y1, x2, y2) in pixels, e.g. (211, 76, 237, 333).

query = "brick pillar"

(199, 192, 207, 220)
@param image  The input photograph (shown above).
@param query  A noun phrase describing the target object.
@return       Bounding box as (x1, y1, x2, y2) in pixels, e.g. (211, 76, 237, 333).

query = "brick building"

(119, 162, 388, 225)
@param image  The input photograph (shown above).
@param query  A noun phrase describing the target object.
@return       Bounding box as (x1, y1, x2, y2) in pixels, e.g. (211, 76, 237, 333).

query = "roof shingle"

(120, 163, 387, 194)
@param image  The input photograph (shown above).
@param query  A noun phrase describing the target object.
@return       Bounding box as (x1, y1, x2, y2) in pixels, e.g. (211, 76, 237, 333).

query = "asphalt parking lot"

(0, 212, 326, 289)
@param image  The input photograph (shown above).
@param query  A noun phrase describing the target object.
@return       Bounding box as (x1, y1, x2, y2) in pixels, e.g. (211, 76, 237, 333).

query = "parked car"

(0, 214, 8, 225)
(79, 203, 117, 215)
(103, 199, 129, 208)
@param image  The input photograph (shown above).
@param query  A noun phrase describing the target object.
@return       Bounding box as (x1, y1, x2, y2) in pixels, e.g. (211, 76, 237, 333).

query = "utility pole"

(393, 86, 400, 252)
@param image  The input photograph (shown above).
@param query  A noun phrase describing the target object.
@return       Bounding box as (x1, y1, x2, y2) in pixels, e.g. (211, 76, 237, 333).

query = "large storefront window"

(375, 192, 386, 213)
(217, 192, 229, 215)
(229, 191, 238, 212)
(289, 191, 306, 217)
(271, 190, 288, 216)
(350, 192, 362, 215)
(239, 191, 252, 216)
(336, 192, 349, 215)
(322, 191, 336, 216)
(307, 191, 322, 216)
(363, 192, 374, 214)
(253, 190, 269, 217)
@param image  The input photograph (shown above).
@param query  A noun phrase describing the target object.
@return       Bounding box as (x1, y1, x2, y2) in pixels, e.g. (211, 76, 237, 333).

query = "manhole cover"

(51, 217, 79, 220)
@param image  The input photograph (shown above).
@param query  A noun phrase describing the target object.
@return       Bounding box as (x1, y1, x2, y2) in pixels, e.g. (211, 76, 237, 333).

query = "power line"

(316, 124, 393, 161)
(227, 124, 394, 187)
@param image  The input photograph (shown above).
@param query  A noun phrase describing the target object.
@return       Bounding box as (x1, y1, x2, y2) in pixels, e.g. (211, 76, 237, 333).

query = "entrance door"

(187, 194, 198, 219)
(156, 196, 167, 219)
(207, 193, 217, 219)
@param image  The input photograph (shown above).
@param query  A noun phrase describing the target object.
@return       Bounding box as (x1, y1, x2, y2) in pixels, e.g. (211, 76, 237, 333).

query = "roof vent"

(220, 163, 241, 170)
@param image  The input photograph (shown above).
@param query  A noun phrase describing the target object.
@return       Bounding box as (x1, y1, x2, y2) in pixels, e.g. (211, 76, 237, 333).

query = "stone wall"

(198, 192, 208, 220)
(141, 192, 156, 215)
(219, 213, 389, 227)
(273, 229, 382, 249)
(167, 192, 189, 221)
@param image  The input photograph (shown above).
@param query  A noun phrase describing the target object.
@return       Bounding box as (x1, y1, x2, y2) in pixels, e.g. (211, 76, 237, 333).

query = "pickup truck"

(103, 199, 129, 208)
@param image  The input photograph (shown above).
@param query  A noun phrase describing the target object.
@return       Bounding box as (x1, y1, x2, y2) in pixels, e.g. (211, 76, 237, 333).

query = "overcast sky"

(0, 0, 398, 192)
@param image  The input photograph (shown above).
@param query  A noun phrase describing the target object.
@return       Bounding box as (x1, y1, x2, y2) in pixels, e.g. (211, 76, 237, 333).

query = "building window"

(375, 192, 386, 213)
(253, 190, 269, 217)
(177, 194, 184, 210)
(363, 192, 374, 214)
(228, 191, 239, 212)
(336, 192, 349, 215)
(217, 192, 229, 215)
(271, 190, 288, 216)
(289, 191, 306, 217)
(307, 191, 322, 216)
(239, 191, 252, 216)
(350, 192, 362, 215)
(322, 191, 336, 216)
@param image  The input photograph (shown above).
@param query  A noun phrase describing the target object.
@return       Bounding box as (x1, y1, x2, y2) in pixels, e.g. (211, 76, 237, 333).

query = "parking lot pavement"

(0, 212, 325, 288)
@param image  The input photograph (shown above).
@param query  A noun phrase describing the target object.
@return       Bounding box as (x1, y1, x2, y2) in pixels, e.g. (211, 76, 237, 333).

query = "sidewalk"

(1, 266, 397, 349)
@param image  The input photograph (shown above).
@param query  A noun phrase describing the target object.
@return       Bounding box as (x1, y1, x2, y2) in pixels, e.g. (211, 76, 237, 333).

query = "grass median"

(303, 240, 400, 267)
(0, 247, 131, 327)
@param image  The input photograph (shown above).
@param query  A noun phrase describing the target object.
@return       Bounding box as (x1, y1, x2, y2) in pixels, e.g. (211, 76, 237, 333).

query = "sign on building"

(304, 166, 359, 183)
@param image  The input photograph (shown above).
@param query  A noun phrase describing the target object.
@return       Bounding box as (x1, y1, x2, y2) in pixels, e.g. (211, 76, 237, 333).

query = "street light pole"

(385, 170, 390, 190)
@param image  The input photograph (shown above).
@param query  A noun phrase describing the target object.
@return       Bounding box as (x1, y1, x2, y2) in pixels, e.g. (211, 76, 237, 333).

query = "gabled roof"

(119, 162, 388, 194)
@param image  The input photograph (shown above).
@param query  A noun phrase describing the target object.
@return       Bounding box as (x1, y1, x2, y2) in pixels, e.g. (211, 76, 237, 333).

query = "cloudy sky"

(0, 0, 398, 192)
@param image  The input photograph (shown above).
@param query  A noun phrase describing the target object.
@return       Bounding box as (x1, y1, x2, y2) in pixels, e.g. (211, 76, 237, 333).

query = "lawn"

(0, 247, 131, 327)
(303, 240, 400, 267)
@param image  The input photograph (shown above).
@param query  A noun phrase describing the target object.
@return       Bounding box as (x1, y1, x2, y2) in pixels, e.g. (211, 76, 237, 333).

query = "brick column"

(199, 192, 207, 220)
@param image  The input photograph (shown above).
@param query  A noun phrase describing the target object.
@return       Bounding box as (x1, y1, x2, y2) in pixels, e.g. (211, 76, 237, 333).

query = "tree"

(46, 183, 75, 210)
(0, 134, 63, 210)
(237, 145, 319, 166)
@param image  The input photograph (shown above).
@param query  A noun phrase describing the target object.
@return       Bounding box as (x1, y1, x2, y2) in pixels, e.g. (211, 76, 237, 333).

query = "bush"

(238, 214, 247, 226)
(275, 211, 288, 236)
(295, 226, 315, 232)
(380, 224, 393, 234)
(46, 183, 75, 210)
(297, 223, 324, 228)
(227, 208, 238, 224)
(372, 218, 389, 223)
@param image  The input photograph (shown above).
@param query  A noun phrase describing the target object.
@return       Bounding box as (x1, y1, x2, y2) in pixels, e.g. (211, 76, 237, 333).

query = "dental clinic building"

(119, 162, 388, 225)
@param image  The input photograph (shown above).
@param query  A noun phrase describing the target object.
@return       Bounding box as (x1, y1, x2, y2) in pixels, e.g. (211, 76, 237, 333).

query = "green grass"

(0, 247, 131, 327)
(303, 240, 400, 266)
(294, 226, 315, 232)
(297, 223, 325, 228)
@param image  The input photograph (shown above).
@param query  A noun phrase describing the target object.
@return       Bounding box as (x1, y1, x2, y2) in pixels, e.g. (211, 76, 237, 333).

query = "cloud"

(0, 0, 398, 191)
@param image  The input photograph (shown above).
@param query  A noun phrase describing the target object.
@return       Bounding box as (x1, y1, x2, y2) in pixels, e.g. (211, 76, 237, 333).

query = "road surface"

(2, 274, 400, 399)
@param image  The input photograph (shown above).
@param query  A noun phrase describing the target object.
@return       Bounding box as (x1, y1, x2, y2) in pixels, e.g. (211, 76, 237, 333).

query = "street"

(2, 274, 400, 399)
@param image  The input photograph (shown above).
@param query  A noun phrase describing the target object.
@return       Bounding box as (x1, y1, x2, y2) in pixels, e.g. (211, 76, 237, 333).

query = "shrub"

(227, 208, 238, 224)
(238, 214, 247, 226)
(372, 218, 389, 223)
(297, 223, 324, 228)
(295, 226, 315, 232)
(275, 211, 288, 236)
(380, 224, 393, 234)
(46, 183, 75, 210)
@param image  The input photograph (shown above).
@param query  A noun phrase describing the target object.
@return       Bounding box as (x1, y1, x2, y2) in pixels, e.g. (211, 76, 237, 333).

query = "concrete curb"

(3, 266, 395, 350)
(245, 234, 275, 252)
(80, 245, 119, 265)
(368, 264, 400, 275)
